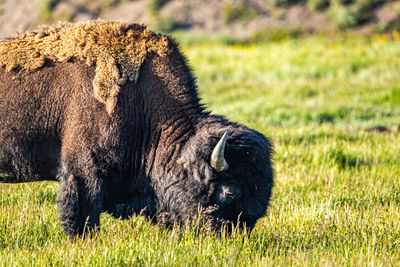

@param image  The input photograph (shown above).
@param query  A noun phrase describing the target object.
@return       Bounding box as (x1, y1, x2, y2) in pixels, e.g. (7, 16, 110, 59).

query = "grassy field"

(1, 34, 400, 266)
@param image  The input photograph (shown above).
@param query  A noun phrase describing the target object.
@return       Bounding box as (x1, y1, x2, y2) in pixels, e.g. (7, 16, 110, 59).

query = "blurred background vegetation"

(1, 0, 400, 40)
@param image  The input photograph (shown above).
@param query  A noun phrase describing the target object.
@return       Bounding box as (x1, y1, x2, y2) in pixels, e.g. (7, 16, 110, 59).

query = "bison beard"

(0, 21, 274, 239)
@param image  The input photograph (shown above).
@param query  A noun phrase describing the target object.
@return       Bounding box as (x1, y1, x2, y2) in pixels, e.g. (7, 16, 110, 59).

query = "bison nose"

(221, 184, 241, 200)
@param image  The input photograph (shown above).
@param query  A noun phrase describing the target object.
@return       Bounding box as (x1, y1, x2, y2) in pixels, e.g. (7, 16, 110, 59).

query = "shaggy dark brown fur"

(0, 21, 274, 239)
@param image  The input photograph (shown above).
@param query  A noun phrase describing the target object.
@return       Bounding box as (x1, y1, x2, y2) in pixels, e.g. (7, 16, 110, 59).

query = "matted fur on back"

(0, 20, 169, 114)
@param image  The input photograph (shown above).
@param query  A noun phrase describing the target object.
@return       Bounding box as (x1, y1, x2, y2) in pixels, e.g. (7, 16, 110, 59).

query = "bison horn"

(211, 130, 229, 172)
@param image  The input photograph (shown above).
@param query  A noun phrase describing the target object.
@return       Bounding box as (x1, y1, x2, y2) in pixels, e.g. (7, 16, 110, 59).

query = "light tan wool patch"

(0, 20, 169, 114)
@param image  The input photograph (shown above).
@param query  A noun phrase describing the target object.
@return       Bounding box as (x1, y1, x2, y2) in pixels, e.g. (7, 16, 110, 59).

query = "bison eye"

(215, 184, 241, 206)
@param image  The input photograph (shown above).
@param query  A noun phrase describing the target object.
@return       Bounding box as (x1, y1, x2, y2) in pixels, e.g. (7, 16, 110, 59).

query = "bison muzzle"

(0, 21, 274, 239)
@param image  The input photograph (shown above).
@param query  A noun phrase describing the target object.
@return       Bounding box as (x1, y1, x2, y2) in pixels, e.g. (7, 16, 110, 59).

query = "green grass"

(1, 35, 400, 265)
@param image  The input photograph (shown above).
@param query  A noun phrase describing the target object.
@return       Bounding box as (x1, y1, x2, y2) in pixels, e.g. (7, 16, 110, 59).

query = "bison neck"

(104, 89, 203, 217)
(109, 48, 209, 215)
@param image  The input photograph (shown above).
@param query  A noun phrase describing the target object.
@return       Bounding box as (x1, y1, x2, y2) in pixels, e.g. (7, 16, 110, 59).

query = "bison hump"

(0, 20, 170, 115)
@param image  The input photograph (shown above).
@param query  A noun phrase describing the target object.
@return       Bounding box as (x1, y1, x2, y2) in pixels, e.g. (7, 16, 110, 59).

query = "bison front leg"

(58, 173, 104, 239)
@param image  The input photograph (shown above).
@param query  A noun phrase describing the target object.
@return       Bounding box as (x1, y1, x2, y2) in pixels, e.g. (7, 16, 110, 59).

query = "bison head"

(154, 118, 274, 232)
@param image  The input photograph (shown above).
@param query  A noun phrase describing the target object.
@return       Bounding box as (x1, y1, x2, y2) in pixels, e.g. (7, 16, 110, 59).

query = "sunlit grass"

(185, 37, 400, 129)
(1, 36, 400, 265)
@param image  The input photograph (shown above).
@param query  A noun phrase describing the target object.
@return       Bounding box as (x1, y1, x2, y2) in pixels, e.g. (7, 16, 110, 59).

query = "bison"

(0, 21, 274, 239)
